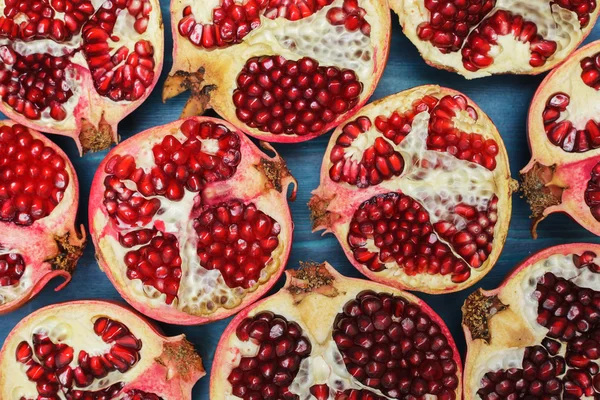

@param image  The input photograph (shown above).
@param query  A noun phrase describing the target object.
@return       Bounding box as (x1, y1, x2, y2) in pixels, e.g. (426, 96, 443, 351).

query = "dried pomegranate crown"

(522, 40, 600, 238)
(164, 0, 391, 143)
(463, 243, 600, 399)
(391, 0, 600, 78)
(311, 85, 516, 294)
(0, 0, 164, 154)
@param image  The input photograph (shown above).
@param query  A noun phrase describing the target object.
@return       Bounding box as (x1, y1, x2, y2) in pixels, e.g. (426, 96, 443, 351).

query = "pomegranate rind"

(0, 300, 204, 399)
(0, 0, 165, 155)
(165, 0, 391, 143)
(391, 0, 600, 79)
(462, 243, 600, 399)
(311, 85, 516, 294)
(0, 120, 85, 314)
(210, 261, 463, 399)
(88, 117, 296, 325)
(522, 40, 600, 237)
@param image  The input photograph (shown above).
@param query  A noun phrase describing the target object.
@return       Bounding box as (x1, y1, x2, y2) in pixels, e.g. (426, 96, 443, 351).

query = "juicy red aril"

(417, 0, 496, 54)
(0, 46, 73, 121)
(179, 0, 335, 49)
(103, 120, 241, 227)
(428, 95, 499, 171)
(433, 196, 499, 269)
(228, 311, 312, 400)
(233, 55, 363, 136)
(329, 116, 404, 188)
(0, 252, 25, 287)
(0, 124, 69, 225)
(543, 92, 600, 153)
(461, 10, 557, 72)
(334, 291, 458, 399)
(124, 232, 182, 304)
(535, 271, 600, 342)
(82, 0, 155, 102)
(554, 0, 598, 27)
(326, 0, 371, 36)
(194, 199, 280, 289)
(586, 162, 600, 222)
(337, 389, 387, 399)
(581, 52, 600, 90)
(573, 251, 600, 273)
(16, 318, 141, 399)
(479, 265, 600, 399)
(0, 0, 94, 41)
(348, 192, 473, 283)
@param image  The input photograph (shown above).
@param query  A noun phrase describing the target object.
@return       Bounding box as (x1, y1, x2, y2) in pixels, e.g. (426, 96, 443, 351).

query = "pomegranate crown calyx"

(157, 339, 205, 382)
(462, 289, 508, 343)
(286, 262, 339, 299)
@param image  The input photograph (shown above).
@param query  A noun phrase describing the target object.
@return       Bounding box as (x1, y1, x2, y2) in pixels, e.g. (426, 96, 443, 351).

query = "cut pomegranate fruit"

(164, 0, 390, 143)
(88, 117, 297, 325)
(391, 0, 600, 78)
(0, 300, 204, 399)
(463, 243, 600, 399)
(310, 85, 516, 294)
(0, 121, 85, 314)
(522, 40, 600, 238)
(211, 262, 462, 399)
(0, 0, 164, 154)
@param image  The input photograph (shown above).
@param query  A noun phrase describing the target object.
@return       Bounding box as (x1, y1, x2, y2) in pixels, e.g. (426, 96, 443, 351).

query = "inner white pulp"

(105, 128, 285, 316)
(471, 253, 600, 400)
(0, 249, 31, 306)
(400, 0, 584, 76)
(243, 0, 376, 85)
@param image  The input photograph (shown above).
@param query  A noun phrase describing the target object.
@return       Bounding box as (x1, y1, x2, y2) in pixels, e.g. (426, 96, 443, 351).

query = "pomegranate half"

(0, 300, 205, 399)
(0, 0, 164, 154)
(88, 116, 297, 325)
(391, 0, 600, 78)
(0, 120, 85, 315)
(310, 85, 516, 294)
(463, 243, 600, 399)
(522, 39, 600, 238)
(163, 0, 390, 143)
(211, 262, 462, 400)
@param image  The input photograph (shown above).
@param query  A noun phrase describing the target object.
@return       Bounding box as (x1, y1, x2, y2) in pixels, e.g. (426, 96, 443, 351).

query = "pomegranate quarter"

(463, 243, 600, 399)
(164, 0, 391, 143)
(391, 0, 600, 78)
(211, 262, 462, 400)
(0, 300, 205, 399)
(0, 0, 164, 154)
(0, 121, 85, 315)
(522, 40, 600, 238)
(89, 117, 297, 325)
(310, 85, 516, 294)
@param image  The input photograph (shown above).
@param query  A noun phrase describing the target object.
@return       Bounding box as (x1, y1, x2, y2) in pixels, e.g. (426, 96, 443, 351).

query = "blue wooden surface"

(1, 3, 600, 398)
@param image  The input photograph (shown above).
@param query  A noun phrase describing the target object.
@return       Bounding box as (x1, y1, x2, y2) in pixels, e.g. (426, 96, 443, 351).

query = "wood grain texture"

(1, 3, 599, 398)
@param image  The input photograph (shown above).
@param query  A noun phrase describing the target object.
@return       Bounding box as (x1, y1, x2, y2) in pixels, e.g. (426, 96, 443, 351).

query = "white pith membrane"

(94, 125, 289, 317)
(217, 273, 460, 400)
(327, 87, 506, 291)
(467, 252, 600, 400)
(395, 0, 588, 78)
(243, 0, 375, 84)
(0, 303, 163, 399)
(0, 0, 162, 132)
